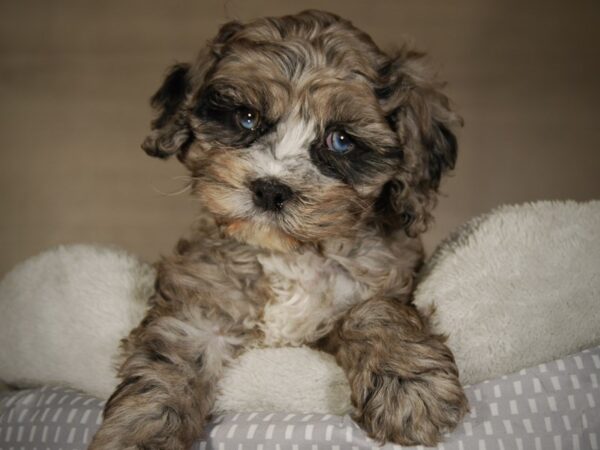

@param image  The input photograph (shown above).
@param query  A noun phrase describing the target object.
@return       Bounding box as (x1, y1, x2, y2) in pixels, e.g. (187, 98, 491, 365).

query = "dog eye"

(325, 130, 355, 154)
(236, 107, 260, 131)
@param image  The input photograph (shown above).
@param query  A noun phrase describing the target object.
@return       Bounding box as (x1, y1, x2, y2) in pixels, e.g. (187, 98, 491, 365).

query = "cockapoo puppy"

(90, 10, 468, 449)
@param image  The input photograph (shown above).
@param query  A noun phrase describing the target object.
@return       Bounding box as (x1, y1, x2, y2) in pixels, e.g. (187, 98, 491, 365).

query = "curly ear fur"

(375, 48, 460, 236)
(141, 63, 193, 159)
(141, 21, 245, 160)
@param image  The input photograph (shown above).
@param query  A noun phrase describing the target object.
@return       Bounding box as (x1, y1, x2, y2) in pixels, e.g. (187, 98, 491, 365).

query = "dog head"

(142, 10, 459, 251)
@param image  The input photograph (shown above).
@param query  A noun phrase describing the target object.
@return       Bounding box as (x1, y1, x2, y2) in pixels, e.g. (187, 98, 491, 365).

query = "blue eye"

(326, 130, 355, 154)
(237, 108, 260, 130)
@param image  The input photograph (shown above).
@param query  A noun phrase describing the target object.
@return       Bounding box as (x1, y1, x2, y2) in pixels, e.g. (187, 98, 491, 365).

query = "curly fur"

(90, 10, 467, 449)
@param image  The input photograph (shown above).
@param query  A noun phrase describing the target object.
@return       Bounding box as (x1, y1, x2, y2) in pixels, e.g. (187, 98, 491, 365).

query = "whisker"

(152, 177, 196, 197)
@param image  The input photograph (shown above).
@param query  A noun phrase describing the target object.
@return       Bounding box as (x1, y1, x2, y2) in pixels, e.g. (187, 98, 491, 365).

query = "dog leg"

(321, 297, 468, 446)
(89, 305, 244, 450)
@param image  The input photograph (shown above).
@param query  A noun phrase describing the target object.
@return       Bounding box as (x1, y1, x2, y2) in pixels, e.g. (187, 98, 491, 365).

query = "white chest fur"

(257, 250, 371, 346)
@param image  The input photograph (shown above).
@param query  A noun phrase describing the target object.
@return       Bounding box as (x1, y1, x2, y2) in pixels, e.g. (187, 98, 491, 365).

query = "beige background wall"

(1, 0, 599, 276)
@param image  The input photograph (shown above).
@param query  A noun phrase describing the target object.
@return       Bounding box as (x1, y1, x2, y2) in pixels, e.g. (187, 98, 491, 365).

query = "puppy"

(90, 10, 468, 449)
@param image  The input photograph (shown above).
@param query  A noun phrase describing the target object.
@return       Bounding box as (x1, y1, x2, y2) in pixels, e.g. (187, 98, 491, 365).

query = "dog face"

(142, 10, 459, 251)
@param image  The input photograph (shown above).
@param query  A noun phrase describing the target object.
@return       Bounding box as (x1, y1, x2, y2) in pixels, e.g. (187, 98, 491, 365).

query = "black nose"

(250, 178, 294, 212)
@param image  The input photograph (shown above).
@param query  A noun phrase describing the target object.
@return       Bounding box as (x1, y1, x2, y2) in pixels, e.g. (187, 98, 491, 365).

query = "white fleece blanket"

(0, 200, 598, 414)
(413, 200, 600, 385)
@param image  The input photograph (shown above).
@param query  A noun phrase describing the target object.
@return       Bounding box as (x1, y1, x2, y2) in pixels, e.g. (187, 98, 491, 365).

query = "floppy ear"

(141, 63, 193, 159)
(375, 48, 460, 236)
(141, 20, 245, 160)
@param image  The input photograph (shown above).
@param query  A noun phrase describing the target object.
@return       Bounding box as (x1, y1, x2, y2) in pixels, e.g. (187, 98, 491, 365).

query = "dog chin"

(221, 219, 302, 253)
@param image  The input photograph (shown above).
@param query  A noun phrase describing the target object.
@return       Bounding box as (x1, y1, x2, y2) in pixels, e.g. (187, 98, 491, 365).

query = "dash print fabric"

(1, 346, 599, 450)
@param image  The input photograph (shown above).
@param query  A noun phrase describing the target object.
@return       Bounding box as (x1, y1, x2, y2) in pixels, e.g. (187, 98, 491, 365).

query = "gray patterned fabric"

(1, 345, 599, 450)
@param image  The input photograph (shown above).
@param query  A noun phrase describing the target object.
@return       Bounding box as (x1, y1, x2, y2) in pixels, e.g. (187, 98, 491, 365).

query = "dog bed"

(1, 200, 599, 448)
(1, 346, 599, 449)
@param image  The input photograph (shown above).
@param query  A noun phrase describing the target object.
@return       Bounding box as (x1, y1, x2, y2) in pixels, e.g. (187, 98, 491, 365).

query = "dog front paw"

(89, 404, 193, 450)
(90, 427, 188, 450)
(352, 366, 468, 446)
(331, 299, 469, 446)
